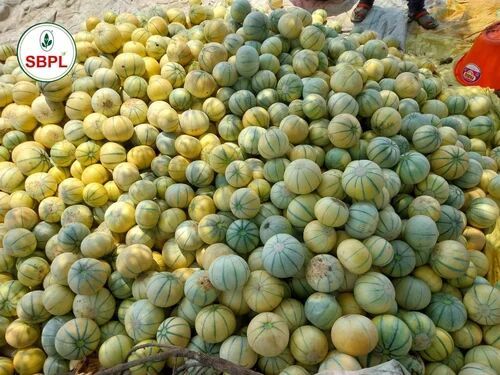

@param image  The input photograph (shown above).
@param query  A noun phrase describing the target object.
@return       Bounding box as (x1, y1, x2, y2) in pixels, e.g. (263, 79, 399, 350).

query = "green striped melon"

(258, 127, 290, 159)
(41, 315, 72, 356)
(175, 220, 203, 251)
(67, 258, 109, 295)
(146, 272, 183, 308)
(337, 239, 372, 275)
(454, 159, 483, 189)
(281, 365, 310, 375)
(342, 160, 384, 201)
(235, 46, 260, 78)
(463, 285, 500, 326)
(228, 90, 256, 117)
(325, 147, 352, 171)
(370, 107, 401, 137)
(198, 214, 231, 245)
(345, 202, 379, 240)
(98, 335, 134, 368)
(260, 216, 293, 244)
(366, 137, 401, 168)
(363, 236, 394, 266)
(421, 99, 449, 118)
(263, 158, 290, 183)
(442, 348, 465, 373)
(330, 315, 378, 356)
(459, 362, 497, 375)
(372, 315, 412, 356)
(283, 159, 322, 195)
(353, 271, 395, 314)
(468, 116, 494, 141)
(464, 346, 500, 373)
(305, 254, 344, 293)
(107, 272, 133, 300)
(273, 298, 307, 332)
(2, 228, 37, 257)
(277, 74, 303, 103)
(226, 219, 260, 255)
(261, 36, 282, 56)
(356, 89, 383, 118)
(425, 293, 467, 332)
(403, 215, 439, 252)
(327, 92, 359, 117)
(208, 254, 250, 291)
(54, 318, 100, 360)
(286, 193, 320, 229)
(262, 234, 305, 278)
(398, 310, 436, 351)
(229, 188, 260, 219)
(303, 220, 337, 254)
(247, 312, 289, 357)
(328, 114, 362, 149)
(220, 335, 258, 369)
(243, 270, 284, 313)
(330, 65, 364, 97)
(302, 94, 327, 120)
(318, 351, 362, 372)
(381, 240, 416, 277)
(124, 299, 165, 341)
(43, 355, 69, 375)
(445, 95, 468, 115)
(304, 293, 342, 330)
(431, 240, 470, 279)
(290, 325, 328, 365)
(213, 62, 238, 87)
(466, 197, 499, 229)
(17, 256, 50, 287)
(314, 197, 349, 228)
(436, 205, 466, 241)
(363, 39, 388, 59)
(127, 339, 165, 374)
(238, 127, 266, 155)
(185, 160, 214, 188)
(429, 145, 469, 180)
(293, 50, 319, 78)
(396, 151, 431, 184)
(184, 270, 218, 307)
(420, 327, 454, 362)
(394, 276, 432, 310)
(375, 209, 402, 241)
(73, 288, 115, 325)
(15, 290, 50, 324)
(451, 321, 483, 349)
(412, 125, 442, 154)
(195, 304, 236, 344)
(415, 173, 450, 204)
(230, 0, 251, 22)
(157, 317, 192, 349)
(5, 318, 40, 349)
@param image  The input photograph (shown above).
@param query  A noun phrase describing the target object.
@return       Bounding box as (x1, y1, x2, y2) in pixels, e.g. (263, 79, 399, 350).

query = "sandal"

(351, 2, 373, 23)
(409, 9, 439, 29)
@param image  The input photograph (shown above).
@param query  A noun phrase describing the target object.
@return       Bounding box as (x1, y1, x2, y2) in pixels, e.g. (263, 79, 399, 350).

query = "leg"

(351, 0, 375, 23)
(408, 0, 439, 29)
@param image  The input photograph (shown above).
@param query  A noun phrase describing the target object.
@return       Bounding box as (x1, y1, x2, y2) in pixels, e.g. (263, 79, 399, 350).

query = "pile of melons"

(0, 1, 499, 374)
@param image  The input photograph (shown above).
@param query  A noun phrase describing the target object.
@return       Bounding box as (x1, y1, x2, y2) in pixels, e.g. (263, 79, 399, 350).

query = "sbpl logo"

(17, 22, 76, 82)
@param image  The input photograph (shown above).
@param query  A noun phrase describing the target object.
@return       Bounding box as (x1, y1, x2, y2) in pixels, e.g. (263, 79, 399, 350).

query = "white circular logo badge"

(17, 22, 76, 82)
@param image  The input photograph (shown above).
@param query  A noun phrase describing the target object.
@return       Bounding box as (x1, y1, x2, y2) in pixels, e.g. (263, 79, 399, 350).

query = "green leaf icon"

(41, 32, 52, 49)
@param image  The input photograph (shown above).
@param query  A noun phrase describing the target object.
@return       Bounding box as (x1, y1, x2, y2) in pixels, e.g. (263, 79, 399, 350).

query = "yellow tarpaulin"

(406, 0, 500, 60)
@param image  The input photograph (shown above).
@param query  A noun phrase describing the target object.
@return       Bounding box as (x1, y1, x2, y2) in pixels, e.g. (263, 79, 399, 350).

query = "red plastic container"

(454, 22, 500, 89)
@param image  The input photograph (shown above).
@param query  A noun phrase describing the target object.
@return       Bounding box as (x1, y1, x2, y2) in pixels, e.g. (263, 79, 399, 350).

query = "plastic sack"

(316, 360, 410, 375)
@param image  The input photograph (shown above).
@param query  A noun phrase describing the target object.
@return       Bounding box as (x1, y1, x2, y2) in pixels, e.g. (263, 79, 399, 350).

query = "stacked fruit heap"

(0, 1, 499, 374)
